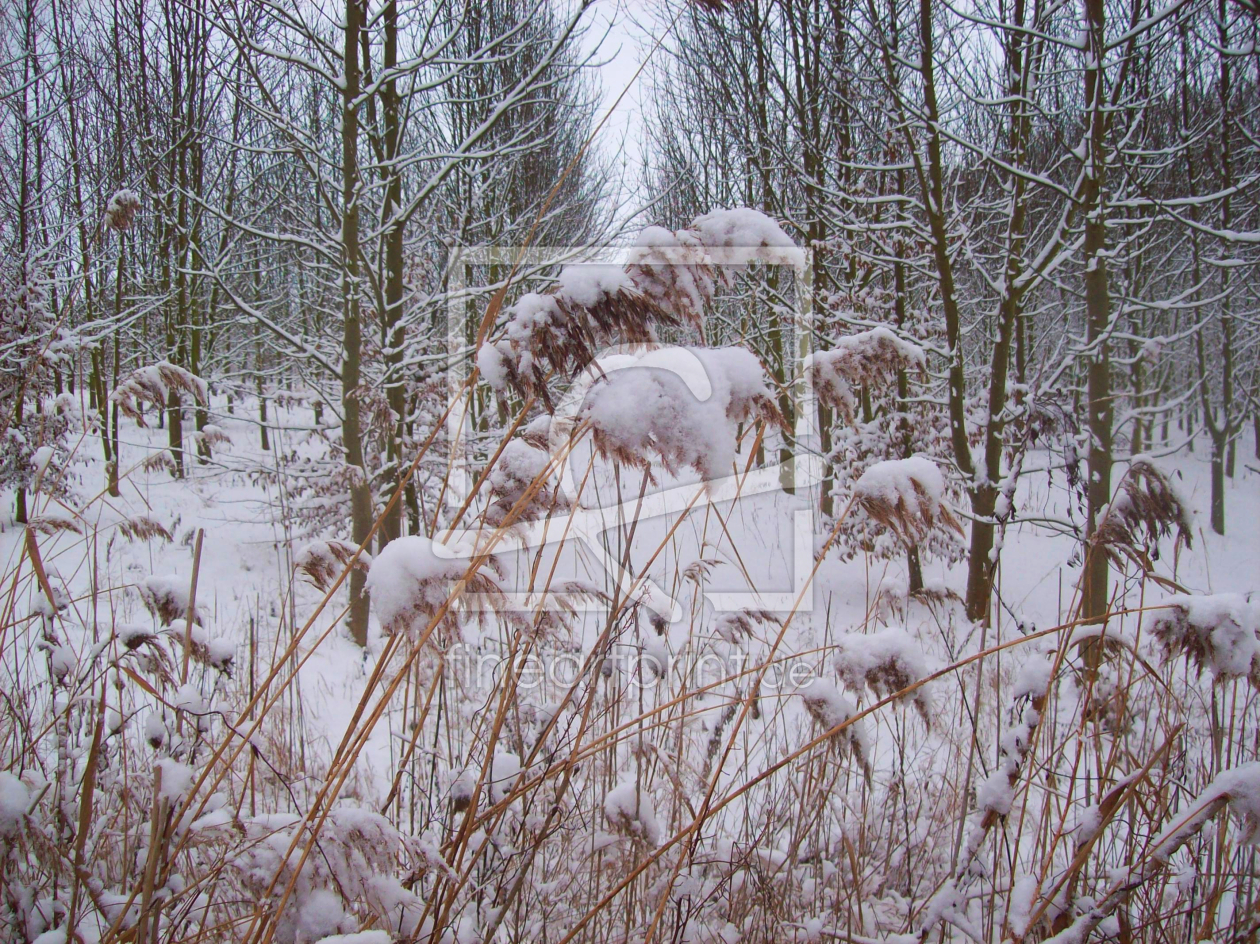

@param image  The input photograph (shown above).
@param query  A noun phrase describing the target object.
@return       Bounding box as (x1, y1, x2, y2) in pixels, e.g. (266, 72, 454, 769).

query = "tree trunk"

(914, 0, 986, 619)
(1080, 0, 1112, 632)
(167, 389, 185, 477)
(907, 547, 923, 595)
(1210, 432, 1225, 535)
(14, 395, 27, 523)
(380, 0, 406, 545)
(342, 0, 373, 646)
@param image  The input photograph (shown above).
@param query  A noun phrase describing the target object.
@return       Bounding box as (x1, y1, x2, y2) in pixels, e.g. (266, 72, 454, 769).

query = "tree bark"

(342, 0, 373, 646)
(1081, 0, 1112, 630)
(380, 0, 407, 545)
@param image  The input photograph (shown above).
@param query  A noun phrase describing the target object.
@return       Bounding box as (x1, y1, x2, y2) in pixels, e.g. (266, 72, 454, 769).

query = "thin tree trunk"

(342, 0, 373, 646)
(1080, 0, 1112, 631)
(380, 0, 406, 545)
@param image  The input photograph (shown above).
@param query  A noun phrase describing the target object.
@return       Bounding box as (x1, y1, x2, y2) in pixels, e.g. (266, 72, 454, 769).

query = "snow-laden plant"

(581, 346, 782, 483)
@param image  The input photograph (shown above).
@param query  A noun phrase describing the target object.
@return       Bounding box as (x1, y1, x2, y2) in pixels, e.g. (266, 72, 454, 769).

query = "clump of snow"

(171, 623, 236, 675)
(798, 678, 871, 773)
(641, 636, 670, 679)
(486, 751, 521, 801)
(1007, 873, 1040, 938)
(1011, 656, 1054, 704)
(489, 751, 522, 805)
(853, 457, 961, 549)
(0, 772, 30, 838)
(294, 889, 347, 941)
(364, 873, 429, 939)
(111, 361, 207, 425)
(145, 712, 166, 748)
(581, 346, 778, 483)
(1151, 762, 1260, 861)
(364, 535, 505, 640)
(476, 340, 512, 393)
(833, 626, 932, 723)
(557, 264, 635, 307)
(104, 188, 141, 232)
(482, 209, 795, 403)
(806, 326, 925, 423)
(27, 509, 80, 536)
(139, 575, 203, 627)
(45, 643, 77, 682)
(314, 932, 393, 944)
(604, 780, 661, 846)
(231, 807, 409, 942)
(1076, 803, 1103, 845)
(30, 444, 55, 479)
(484, 266, 665, 408)
(174, 682, 206, 714)
(625, 208, 793, 331)
(155, 758, 194, 803)
(116, 622, 156, 649)
(689, 207, 794, 252)
(1145, 592, 1260, 685)
(485, 438, 565, 526)
(625, 225, 713, 330)
(295, 539, 371, 592)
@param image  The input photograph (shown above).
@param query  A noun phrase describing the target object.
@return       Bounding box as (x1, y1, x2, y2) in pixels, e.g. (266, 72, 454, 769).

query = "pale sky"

(582, 0, 664, 207)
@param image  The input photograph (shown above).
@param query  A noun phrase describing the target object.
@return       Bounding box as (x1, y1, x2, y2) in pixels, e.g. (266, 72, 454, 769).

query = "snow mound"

(139, 575, 203, 627)
(1151, 761, 1260, 861)
(485, 438, 566, 526)
(806, 326, 926, 422)
(798, 678, 871, 773)
(0, 772, 30, 838)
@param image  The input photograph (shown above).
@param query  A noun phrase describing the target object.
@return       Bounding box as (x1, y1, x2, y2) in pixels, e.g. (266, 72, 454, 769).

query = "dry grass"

(2, 393, 1257, 944)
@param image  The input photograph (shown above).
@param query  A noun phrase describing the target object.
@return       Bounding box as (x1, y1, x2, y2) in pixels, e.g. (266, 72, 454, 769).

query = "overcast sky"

(582, 0, 662, 210)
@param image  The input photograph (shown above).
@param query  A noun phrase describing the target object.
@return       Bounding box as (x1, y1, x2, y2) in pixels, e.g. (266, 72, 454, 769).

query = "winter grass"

(2, 395, 1259, 944)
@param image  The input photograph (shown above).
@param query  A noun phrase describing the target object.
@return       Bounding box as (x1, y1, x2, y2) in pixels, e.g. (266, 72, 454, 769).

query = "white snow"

(488, 751, 522, 805)
(689, 207, 794, 250)
(556, 263, 635, 307)
(0, 771, 29, 838)
(1151, 762, 1260, 861)
(155, 758, 194, 803)
(833, 626, 931, 704)
(364, 535, 483, 635)
(139, 574, 202, 626)
(313, 933, 392, 944)
(476, 341, 511, 392)
(855, 456, 946, 508)
(604, 780, 661, 845)
(1145, 592, 1260, 682)
(581, 345, 776, 482)
(31, 445, 55, 479)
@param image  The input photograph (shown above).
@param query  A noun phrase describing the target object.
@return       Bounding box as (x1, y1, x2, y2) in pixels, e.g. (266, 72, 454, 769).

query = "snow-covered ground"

(3, 397, 1258, 943)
